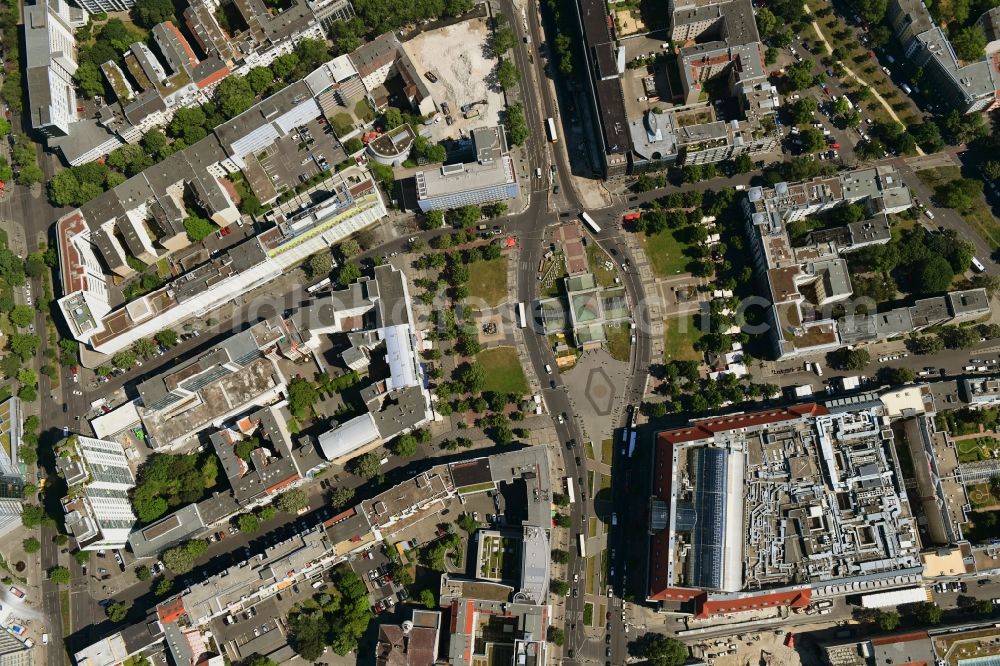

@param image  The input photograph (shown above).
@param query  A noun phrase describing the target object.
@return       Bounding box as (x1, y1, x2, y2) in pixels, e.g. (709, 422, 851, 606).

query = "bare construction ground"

(401, 17, 505, 142)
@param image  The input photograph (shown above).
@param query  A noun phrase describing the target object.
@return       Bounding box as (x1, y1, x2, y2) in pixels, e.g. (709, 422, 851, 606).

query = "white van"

(536, 167, 542, 178)
(545, 364, 552, 374)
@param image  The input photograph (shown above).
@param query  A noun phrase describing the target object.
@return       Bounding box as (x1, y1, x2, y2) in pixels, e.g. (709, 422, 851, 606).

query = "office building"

(648, 390, 929, 617)
(415, 126, 519, 211)
(24, 0, 86, 137)
(574, 0, 630, 177)
(57, 435, 137, 551)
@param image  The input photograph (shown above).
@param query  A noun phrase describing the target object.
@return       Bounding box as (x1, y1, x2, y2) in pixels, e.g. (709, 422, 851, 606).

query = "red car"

(831, 143, 841, 149)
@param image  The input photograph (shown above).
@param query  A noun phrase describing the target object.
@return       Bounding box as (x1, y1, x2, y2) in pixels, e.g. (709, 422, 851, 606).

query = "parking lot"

(256, 116, 347, 193)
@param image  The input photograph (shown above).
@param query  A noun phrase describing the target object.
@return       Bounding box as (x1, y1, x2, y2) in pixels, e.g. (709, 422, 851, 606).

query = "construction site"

(402, 17, 505, 143)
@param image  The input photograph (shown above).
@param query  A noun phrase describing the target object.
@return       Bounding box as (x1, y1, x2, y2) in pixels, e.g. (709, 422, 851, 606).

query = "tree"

(906, 335, 945, 355)
(983, 161, 1000, 182)
(551, 548, 570, 564)
(155, 577, 174, 596)
(48, 566, 71, 585)
(785, 60, 815, 91)
(135, 565, 151, 581)
(133, 338, 157, 358)
(494, 25, 516, 53)
(496, 59, 520, 90)
(337, 262, 361, 287)
(184, 215, 215, 241)
(915, 255, 955, 293)
(258, 505, 276, 522)
(238, 513, 261, 533)
(790, 97, 818, 124)
(216, 76, 255, 119)
(21, 504, 45, 528)
(246, 67, 275, 95)
(877, 610, 900, 631)
(828, 348, 870, 371)
(644, 635, 690, 666)
(163, 539, 208, 573)
(277, 489, 308, 514)
(877, 366, 916, 385)
(505, 103, 529, 145)
(952, 25, 987, 62)
(9, 305, 33, 328)
(157, 329, 178, 347)
(339, 238, 361, 258)
(132, 0, 174, 27)
(22, 537, 40, 553)
(550, 579, 569, 596)
(419, 588, 436, 609)
(72, 550, 90, 567)
(459, 362, 486, 393)
(798, 127, 827, 153)
(913, 602, 944, 625)
(547, 626, 565, 646)
(106, 602, 128, 622)
(112, 350, 137, 370)
(424, 210, 445, 229)
(329, 486, 355, 509)
(392, 434, 418, 456)
(349, 451, 382, 478)
(307, 251, 333, 278)
(288, 377, 319, 419)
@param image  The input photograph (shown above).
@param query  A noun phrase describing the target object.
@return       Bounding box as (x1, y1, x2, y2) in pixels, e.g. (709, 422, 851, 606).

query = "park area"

(467, 257, 508, 307)
(663, 315, 703, 362)
(918, 167, 1000, 249)
(967, 482, 1000, 510)
(639, 229, 692, 277)
(955, 436, 1000, 463)
(475, 347, 528, 395)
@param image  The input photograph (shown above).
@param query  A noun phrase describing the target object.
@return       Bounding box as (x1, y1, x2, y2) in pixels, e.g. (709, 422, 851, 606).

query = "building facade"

(414, 126, 519, 211)
(24, 0, 85, 137)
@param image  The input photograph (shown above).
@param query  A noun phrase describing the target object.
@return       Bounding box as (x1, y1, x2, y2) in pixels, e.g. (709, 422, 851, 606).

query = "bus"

(972, 256, 986, 273)
(516, 302, 527, 328)
(577, 533, 587, 557)
(581, 211, 601, 234)
(546, 117, 558, 142)
(565, 477, 575, 504)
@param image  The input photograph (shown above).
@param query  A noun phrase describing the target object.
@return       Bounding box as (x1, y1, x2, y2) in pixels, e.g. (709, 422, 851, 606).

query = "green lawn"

(957, 437, 1000, 463)
(586, 558, 595, 595)
(467, 257, 508, 307)
(587, 244, 619, 287)
(601, 439, 613, 464)
(599, 473, 612, 492)
(639, 230, 692, 277)
(605, 323, 631, 362)
(584, 441, 596, 460)
(663, 315, 703, 362)
(917, 167, 1000, 249)
(584, 601, 594, 624)
(476, 347, 529, 395)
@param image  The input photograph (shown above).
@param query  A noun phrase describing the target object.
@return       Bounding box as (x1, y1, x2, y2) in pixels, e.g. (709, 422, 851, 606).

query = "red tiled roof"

(157, 597, 186, 624)
(658, 403, 828, 445)
(266, 473, 300, 494)
(57, 211, 88, 294)
(196, 65, 230, 89)
(696, 588, 812, 619)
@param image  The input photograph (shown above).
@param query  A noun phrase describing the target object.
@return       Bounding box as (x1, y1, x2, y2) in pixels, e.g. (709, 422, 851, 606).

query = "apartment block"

(57, 435, 137, 551)
(24, 0, 86, 137)
(888, 0, 1000, 113)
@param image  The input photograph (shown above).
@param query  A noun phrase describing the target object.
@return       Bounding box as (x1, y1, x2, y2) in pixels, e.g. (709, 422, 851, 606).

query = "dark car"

(575, 456, 582, 465)
(605, 635, 611, 644)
